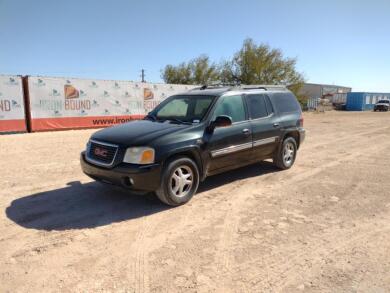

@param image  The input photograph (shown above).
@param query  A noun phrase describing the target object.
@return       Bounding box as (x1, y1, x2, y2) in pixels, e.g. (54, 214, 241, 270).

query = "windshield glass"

(151, 95, 215, 123)
(378, 100, 389, 104)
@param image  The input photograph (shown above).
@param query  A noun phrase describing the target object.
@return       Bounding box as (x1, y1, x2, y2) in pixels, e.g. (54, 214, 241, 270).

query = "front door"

(206, 94, 253, 173)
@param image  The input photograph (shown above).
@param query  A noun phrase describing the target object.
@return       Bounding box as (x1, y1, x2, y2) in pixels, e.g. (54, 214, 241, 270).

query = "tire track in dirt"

(133, 216, 152, 293)
(300, 126, 390, 157)
(248, 218, 390, 292)
(214, 182, 245, 277)
(209, 128, 390, 290)
(211, 176, 278, 290)
(130, 124, 390, 291)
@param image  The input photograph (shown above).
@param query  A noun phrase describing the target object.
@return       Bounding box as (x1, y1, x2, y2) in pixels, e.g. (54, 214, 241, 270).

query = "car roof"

(183, 84, 289, 96)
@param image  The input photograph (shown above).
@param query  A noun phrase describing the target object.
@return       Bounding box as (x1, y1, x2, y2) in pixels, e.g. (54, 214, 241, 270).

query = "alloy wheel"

(169, 165, 193, 198)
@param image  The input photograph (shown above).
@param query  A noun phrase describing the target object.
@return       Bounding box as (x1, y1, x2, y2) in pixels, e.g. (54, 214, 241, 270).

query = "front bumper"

(80, 152, 162, 191)
(374, 105, 389, 111)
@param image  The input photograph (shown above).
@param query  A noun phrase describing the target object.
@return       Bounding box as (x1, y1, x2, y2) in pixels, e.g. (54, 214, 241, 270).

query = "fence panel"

(0, 75, 26, 133)
(27, 76, 193, 131)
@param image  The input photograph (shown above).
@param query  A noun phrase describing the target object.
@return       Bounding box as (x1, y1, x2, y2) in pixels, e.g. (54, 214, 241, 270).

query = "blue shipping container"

(346, 92, 390, 111)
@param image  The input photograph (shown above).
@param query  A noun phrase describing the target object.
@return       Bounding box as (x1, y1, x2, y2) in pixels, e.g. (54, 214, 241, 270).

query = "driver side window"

(213, 95, 246, 123)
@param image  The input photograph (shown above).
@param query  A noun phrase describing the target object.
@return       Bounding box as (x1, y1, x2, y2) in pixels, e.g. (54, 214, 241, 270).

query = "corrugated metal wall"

(307, 97, 319, 110)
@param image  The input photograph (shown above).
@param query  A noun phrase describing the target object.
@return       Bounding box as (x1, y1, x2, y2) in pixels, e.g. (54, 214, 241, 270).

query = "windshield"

(378, 100, 389, 104)
(149, 95, 215, 123)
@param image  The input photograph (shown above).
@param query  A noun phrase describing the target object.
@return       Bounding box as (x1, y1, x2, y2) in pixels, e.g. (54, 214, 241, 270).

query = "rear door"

(245, 93, 281, 160)
(207, 94, 253, 172)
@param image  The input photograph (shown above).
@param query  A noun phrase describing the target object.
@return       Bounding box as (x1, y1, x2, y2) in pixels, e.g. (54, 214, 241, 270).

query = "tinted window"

(157, 99, 188, 117)
(194, 98, 213, 116)
(246, 94, 268, 119)
(213, 95, 246, 122)
(154, 95, 215, 122)
(272, 93, 301, 113)
(265, 95, 274, 114)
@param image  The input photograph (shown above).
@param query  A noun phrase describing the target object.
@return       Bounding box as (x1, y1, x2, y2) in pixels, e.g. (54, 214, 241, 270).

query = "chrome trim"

(253, 136, 278, 147)
(211, 142, 253, 158)
(211, 136, 279, 158)
(85, 139, 119, 167)
(90, 139, 119, 148)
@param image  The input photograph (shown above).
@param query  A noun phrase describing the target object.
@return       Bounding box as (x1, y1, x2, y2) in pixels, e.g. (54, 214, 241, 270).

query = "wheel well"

(163, 150, 203, 178)
(283, 131, 300, 149)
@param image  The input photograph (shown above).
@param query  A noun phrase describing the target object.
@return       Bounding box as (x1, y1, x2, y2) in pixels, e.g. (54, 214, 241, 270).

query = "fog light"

(123, 177, 134, 187)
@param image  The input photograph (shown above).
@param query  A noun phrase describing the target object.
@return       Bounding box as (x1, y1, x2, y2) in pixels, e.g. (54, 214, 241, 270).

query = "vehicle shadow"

(198, 160, 278, 193)
(6, 161, 278, 231)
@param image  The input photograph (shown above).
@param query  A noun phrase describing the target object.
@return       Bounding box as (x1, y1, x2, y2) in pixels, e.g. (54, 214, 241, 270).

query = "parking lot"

(1, 111, 390, 292)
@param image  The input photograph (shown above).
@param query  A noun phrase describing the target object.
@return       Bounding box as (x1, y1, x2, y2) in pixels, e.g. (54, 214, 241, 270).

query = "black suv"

(81, 85, 305, 206)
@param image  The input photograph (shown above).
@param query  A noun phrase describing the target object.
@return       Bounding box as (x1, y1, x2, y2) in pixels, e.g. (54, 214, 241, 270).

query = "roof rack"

(192, 83, 287, 91)
(239, 85, 287, 91)
(191, 83, 235, 91)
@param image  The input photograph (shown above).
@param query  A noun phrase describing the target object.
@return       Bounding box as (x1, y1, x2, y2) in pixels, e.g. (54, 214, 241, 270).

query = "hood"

(91, 120, 190, 146)
(376, 103, 389, 106)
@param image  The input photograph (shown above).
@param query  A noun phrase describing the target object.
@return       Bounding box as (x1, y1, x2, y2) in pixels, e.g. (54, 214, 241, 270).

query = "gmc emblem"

(94, 147, 108, 157)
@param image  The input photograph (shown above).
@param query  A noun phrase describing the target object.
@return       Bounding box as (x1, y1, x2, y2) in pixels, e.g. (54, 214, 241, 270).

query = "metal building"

(346, 92, 390, 111)
(299, 83, 352, 110)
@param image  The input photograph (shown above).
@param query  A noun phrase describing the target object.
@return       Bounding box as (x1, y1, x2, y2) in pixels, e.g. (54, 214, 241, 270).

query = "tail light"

(298, 114, 304, 127)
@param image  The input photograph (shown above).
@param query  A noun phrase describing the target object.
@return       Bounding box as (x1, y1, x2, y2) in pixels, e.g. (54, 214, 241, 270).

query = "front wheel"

(155, 157, 199, 206)
(273, 137, 297, 170)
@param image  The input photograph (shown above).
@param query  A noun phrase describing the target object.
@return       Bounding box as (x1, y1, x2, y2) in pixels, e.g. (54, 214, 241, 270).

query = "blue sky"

(1, 0, 389, 91)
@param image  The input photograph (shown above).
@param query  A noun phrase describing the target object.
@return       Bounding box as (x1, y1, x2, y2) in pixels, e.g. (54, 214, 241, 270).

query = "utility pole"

(141, 69, 146, 83)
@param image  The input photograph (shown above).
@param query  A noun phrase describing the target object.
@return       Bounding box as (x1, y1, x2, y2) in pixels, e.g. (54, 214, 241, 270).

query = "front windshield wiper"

(144, 113, 157, 121)
(165, 118, 192, 125)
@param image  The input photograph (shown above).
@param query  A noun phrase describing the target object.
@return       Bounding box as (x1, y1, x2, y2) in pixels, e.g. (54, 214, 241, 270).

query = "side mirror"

(208, 115, 232, 132)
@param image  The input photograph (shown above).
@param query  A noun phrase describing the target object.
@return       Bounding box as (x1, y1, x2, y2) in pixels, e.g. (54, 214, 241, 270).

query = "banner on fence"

(27, 76, 193, 131)
(0, 75, 26, 133)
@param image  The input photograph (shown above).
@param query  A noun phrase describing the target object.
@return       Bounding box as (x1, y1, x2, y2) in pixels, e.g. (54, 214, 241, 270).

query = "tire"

(155, 156, 200, 206)
(273, 137, 297, 170)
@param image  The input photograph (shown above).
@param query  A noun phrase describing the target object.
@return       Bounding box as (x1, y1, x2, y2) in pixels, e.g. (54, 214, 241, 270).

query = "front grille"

(87, 140, 118, 166)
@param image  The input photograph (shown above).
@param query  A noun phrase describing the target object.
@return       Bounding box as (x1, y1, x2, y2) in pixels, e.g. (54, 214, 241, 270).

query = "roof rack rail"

(239, 85, 287, 91)
(190, 83, 288, 91)
(191, 83, 236, 91)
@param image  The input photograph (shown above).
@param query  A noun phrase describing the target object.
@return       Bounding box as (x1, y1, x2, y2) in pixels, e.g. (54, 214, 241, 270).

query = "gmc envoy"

(81, 85, 305, 206)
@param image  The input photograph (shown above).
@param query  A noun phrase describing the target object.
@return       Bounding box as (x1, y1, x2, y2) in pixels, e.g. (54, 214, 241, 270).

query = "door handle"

(242, 128, 251, 135)
(273, 123, 280, 128)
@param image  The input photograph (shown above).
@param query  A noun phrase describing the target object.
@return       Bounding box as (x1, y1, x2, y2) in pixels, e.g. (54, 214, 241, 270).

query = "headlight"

(123, 147, 155, 164)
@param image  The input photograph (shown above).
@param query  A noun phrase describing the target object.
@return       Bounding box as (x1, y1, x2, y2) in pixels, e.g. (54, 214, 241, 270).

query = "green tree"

(161, 55, 219, 85)
(222, 38, 304, 90)
(161, 38, 305, 105)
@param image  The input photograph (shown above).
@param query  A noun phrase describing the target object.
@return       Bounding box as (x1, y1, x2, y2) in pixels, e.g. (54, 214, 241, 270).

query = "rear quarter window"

(272, 92, 301, 113)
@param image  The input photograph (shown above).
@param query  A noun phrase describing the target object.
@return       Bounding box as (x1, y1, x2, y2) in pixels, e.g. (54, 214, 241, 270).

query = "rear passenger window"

(272, 93, 301, 113)
(246, 94, 268, 119)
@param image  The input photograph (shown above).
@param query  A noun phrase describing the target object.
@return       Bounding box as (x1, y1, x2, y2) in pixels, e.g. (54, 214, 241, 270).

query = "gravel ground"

(1, 111, 390, 292)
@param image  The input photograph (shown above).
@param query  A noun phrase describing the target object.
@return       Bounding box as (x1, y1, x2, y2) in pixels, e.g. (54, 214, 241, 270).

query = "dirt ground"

(1, 111, 390, 292)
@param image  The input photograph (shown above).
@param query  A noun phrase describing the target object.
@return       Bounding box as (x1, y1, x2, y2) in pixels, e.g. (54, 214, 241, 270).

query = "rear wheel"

(155, 157, 199, 206)
(273, 137, 297, 170)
